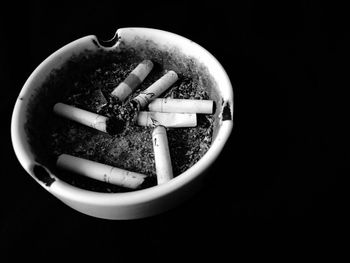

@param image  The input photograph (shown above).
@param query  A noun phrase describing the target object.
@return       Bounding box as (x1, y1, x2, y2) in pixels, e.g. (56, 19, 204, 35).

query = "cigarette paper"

(148, 98, 214, 114)
(111, 60, 154, 102)
(152, 126, 173, 184)
(57, 154, 147, 189)
(136, 111, 197, 128)
(133, 70, 178, 108)
(53, 103, 108, 133)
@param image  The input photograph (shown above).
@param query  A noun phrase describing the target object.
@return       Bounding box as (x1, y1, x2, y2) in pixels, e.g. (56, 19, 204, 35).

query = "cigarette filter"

(152, 126, 173, 184)
(57, 154, 147, 189)
(136, 111, 197, 128)
(148, 98, 214, 114)
(53, 103, 108, 133)
(133, 70, 178, 108)
(111, 60, 154, 102)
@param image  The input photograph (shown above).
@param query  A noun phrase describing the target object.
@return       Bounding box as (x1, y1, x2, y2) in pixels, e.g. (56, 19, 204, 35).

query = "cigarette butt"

(152, 126, 173, 184)
(148, 98, 214, 114)
(57, 154, 147, 189)
(53, 103, 108, 133)
(136, 111, 197, 128)
(111, 60, 154, 102)
(133, 70, 178, 108)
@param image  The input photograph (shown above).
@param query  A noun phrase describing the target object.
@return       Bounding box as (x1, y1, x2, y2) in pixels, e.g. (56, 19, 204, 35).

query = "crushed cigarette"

(152, 126, 173, 184)
(111, 60, 154, 102)
(148, 98, 214, 114)
(132, 70, 178, 108)
(136, 111, 197, 128)
(57, 154, 147, 189)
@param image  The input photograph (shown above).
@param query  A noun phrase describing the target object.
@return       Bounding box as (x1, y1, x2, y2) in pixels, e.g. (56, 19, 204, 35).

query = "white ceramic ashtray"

(11, 27, 233, 219)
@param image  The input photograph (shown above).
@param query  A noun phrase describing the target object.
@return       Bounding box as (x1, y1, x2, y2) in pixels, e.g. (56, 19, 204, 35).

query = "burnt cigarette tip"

(106, 117, 125, 135)
(212, 100, 216, 114)
(139, 176, 157, 189)
(130, 100, 140, 111)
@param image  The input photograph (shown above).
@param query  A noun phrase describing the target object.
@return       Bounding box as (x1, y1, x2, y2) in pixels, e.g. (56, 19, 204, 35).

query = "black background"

(1, 0, 347, 260)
